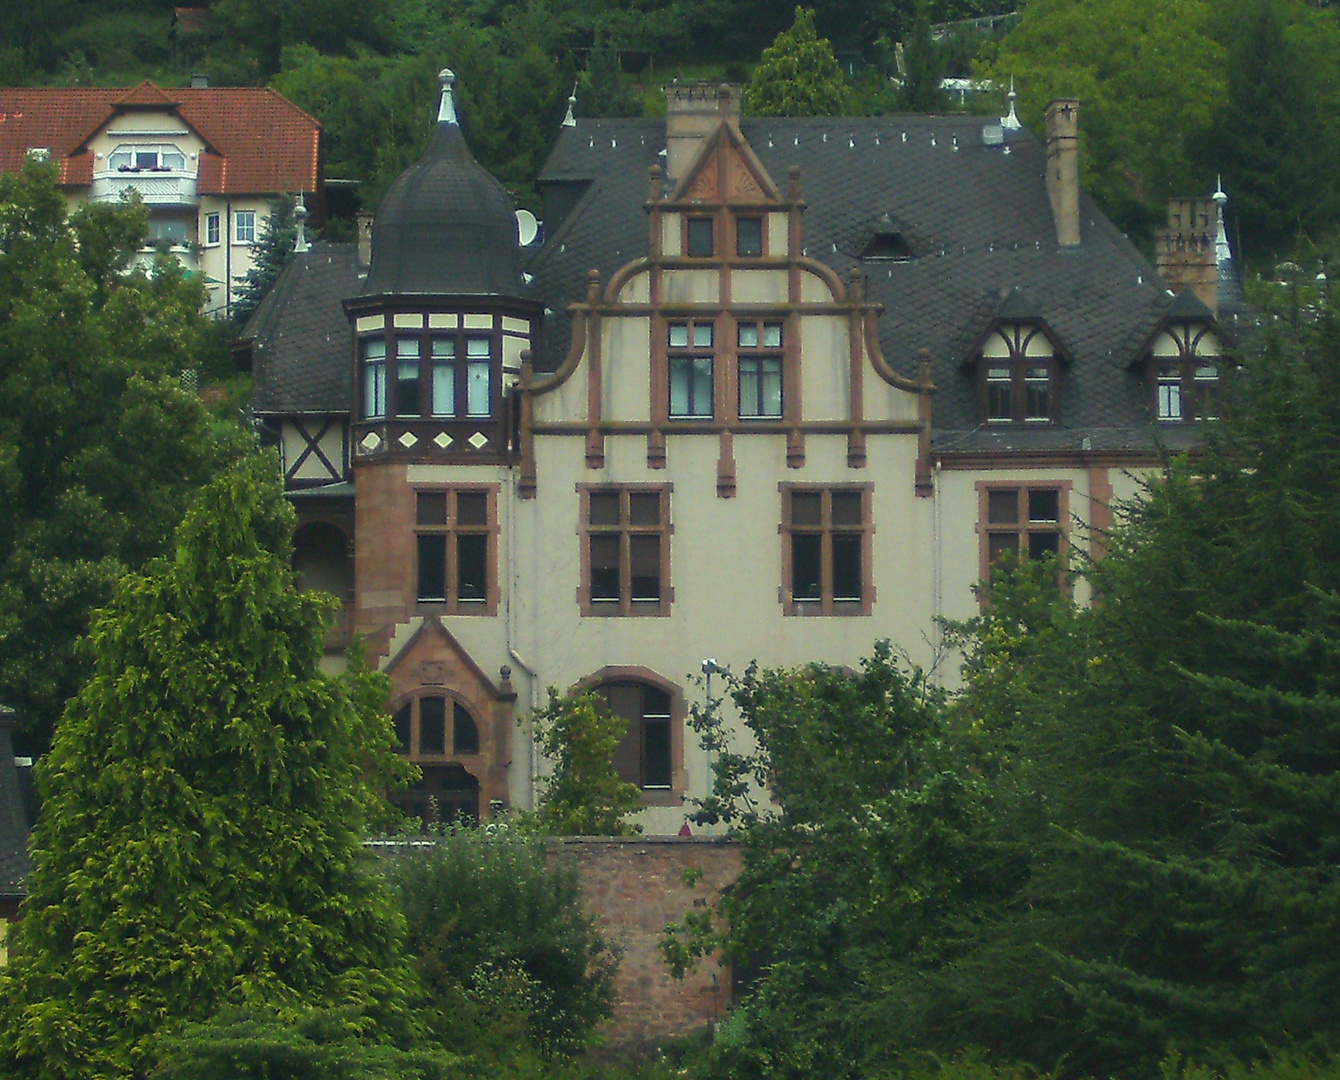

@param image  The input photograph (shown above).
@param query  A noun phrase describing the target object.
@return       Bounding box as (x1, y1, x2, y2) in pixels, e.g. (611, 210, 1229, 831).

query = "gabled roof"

(532, 114, 1187, 456)
(0, 83, 321, 195)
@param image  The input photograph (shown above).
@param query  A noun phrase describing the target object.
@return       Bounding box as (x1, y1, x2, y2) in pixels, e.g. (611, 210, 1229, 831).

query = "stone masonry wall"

(555, 836, 742, 1048)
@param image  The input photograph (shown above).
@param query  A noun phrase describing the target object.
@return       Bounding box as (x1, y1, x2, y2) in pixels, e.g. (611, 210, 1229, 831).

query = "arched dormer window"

(1148, 322, 1223, 422)
(977, 322, 1059, 424)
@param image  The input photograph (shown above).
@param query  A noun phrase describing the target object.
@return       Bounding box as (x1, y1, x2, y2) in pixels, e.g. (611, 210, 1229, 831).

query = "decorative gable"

(669, 120, 781, 206)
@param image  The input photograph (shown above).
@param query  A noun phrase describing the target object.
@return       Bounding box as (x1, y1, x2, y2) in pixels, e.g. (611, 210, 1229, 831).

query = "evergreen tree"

(575, 36, 641, 119)
(900, 4, 947, 112)
(0, 458, 411, 1080)
(232, 194, 297, 326)
(743, 7, 849, 118)
(1201, 0, 1340, 260)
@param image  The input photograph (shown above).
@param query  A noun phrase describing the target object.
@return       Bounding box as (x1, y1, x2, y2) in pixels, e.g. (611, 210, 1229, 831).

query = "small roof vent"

(982, 124, 1004, 147)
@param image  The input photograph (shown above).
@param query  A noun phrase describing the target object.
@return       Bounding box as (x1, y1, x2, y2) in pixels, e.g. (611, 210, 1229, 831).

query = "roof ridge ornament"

(1001, 76, 1022, 130)
(294, 193, 309, 254)
(437, 68, 459, 126)
(562, 83, 578, 128)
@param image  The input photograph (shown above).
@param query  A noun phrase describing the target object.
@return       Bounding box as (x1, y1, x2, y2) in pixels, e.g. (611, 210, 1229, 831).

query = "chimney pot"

(356, 212, 373, 268)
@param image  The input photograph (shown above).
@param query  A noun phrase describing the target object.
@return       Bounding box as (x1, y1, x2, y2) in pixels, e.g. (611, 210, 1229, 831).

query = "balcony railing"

(90, 172, 199, 206)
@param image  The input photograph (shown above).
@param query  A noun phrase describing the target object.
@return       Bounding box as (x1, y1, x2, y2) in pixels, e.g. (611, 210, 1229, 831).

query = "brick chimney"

(1044, 99, 1081, 247)
(664, 83, 742, 183)
(1155, 198, 1218, 313)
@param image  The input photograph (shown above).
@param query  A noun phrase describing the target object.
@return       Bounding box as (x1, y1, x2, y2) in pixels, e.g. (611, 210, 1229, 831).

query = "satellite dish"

(516, 209, 539, 247)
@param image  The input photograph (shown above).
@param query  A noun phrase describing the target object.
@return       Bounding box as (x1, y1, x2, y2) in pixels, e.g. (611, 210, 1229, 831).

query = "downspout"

(225, 198, 232, 319)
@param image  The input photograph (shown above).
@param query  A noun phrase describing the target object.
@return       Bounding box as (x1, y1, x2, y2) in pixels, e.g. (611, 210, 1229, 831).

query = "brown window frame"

(577, 666, 686, 806)
(414, 486, 499, 616)
(685, 215, 715, 258)
(977, 324, 1058, 425)
(667, 320, 716, 420)
(976, 481, 1071, 586)
(358, 323, 499, 423)
(578, 485, 673, 617)
(735, 214, 765, 258)
(1150, 323, 1222, 422)
(736, 319, 784, 419)
(779, 484, 874, 616)
(392, 692, 483, 761)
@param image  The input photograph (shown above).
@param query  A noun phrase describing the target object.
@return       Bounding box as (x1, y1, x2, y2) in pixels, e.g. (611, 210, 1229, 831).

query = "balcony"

(90, 171, 199, 207)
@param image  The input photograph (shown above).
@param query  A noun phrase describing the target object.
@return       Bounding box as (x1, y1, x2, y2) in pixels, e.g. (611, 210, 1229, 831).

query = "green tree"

(744, 7, 849, 117)
(575, 36, 641, 119)
(980, 0, 1225, 239)
(385, 833, 617, 1061)
(0, 161, 237, 753)
(900, 4, 947, 111)
(530, 689, 642, 836)
(0, 458, 411, 1080)
(1200, 0, 1340, 261)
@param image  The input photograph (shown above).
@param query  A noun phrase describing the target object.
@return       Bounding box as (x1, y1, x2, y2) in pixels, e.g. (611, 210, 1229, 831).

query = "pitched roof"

(244, 242, 361, 415)
(0, 83, 320, 195)
(530, 114, 1213, 455)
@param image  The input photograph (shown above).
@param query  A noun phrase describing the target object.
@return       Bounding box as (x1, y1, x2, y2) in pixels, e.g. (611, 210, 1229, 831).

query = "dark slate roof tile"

(244, 242, 359, 415)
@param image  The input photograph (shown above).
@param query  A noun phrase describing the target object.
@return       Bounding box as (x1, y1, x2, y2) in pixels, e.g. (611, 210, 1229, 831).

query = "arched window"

(593, 681, 673, 791)
(392, 695, 482, 759)
(977, 322, 1058, 424)
(1148, 322, 1223, 422)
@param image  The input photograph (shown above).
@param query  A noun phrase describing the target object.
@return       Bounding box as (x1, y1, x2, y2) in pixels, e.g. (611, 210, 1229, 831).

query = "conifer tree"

(0, 458, 410, 1080)
(744, 7, 849, 117)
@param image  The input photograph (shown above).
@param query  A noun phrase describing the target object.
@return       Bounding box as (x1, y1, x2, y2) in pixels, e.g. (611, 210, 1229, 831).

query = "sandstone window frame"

(578, 485, 673, 617)
(414, 486, 499, 616)
(779, 484, 874, 617)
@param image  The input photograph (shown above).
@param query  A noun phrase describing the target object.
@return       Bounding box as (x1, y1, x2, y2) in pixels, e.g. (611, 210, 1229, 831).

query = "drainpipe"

(225, 198, 232, 319)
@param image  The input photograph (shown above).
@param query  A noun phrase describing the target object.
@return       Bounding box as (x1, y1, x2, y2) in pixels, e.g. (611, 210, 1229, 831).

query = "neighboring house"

(241, 73, 1244, 834)
(0, 80, 322, 318)
(0, 706, 31, 961)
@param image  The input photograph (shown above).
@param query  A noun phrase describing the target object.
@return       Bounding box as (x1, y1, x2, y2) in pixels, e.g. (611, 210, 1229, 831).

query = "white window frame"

(205, 212, 221, 247)
(234, 210, 256, 245)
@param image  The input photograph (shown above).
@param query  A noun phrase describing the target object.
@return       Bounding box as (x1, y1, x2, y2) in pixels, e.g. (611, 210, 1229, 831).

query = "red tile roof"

(0, 82, 321, 196)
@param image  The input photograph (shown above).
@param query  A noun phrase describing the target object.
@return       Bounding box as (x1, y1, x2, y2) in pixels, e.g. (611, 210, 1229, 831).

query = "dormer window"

(861, 230, 913, 261)
(108, 144, 187, 173)
(978, 322, 1057, 424)
(1149, 323, 1223, 422)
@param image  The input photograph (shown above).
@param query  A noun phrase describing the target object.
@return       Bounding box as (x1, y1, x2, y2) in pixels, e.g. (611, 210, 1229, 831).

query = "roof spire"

(293, 193, 309, 253)
(562, 82, 578, 128)
(1001, 76, 1021, 130)
(437, 68, 459, 126)
(1212, 175, 1230, 266)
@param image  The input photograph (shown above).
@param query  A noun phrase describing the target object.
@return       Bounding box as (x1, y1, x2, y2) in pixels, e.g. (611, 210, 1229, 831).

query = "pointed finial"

(562, 82, 578, 128)
(293, 192, 309, 254)
(1001, 76, 1021, 130)
(437, 68, 458, 126)
(1213, 174, 1227, 208)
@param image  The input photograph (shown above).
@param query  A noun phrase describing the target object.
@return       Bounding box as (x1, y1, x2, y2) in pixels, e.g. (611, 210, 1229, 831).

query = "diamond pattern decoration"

(398, 431, 419, 449)
(433, 432, 453, 449)
(468, 431, 489, 450)
(360, 431, 382, 451)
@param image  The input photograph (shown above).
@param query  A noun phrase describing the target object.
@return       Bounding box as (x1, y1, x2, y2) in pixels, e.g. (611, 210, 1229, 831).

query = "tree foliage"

(231, 193, 297, 326)
(744, 7, 849, 118)
(530, 690, 642, 836)
(0, 161, 238, 753)
(0, 458, 411, 1080)
(384, 833, 618, 1061)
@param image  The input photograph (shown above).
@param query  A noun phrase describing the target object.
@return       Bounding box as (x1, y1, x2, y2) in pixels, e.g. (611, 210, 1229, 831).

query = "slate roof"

(365, 122, 529, 299)
(0, 83, 321, 195)
(245, 242, 360, 416)
(531, 114, 1229, 455)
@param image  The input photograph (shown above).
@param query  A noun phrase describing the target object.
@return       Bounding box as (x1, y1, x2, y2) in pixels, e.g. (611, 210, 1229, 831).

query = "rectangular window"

(205, 212, 220, 246)
(431, 337, 456, 417)
(986, 366, 1012, 421)
(736, 216, 763, 257)
(980, 483, 1066, 581)
(1157, 365, 1183, 420)
(687, 217, 714, 258)
(466, 336, 491, 417)
(781, 486, 872, 616)
(581, 486, 671, 616)
(362, 338, 386, 420)
(1024, 365, 1050, 420)
(234, 210, 256, 244)
(395, 337, 421, 416)
(738, 321, 783, 418)
(415, 488, 497, 614)
(1194, 364, 1220, 420)
(667, 321, 714, 419)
